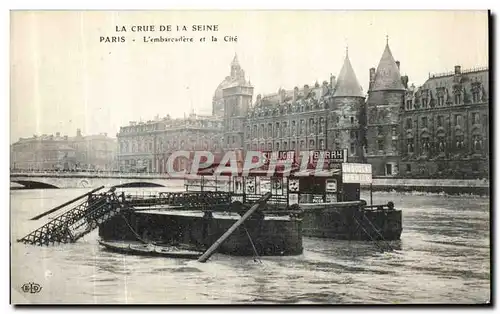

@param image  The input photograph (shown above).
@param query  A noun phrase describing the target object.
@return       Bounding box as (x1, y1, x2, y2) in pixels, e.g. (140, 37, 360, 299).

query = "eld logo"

(21, 282, 42, 294)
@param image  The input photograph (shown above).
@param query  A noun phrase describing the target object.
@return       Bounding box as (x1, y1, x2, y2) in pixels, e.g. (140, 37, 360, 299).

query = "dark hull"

(300, 202, 402, 241)
(98, 240, 203, 259)
(98, 211, 303, 257)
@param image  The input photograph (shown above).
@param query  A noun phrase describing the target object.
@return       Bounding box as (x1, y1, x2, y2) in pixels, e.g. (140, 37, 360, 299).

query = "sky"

(10, 10, 489, 143)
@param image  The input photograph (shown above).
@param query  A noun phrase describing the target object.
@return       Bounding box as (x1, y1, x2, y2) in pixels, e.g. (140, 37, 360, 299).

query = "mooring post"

(370, 183, 373, 206)
(198, 192, 272, 263)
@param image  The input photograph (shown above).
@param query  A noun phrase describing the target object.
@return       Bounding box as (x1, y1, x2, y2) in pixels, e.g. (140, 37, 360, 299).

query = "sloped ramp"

(17, 189, 126, 246)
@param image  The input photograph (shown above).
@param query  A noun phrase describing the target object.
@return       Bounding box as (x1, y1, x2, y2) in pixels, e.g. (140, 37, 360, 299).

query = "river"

(10, 184, 490, 304)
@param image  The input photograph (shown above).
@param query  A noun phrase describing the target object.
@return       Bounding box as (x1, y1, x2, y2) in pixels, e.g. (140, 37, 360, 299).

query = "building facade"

(116, 42, 489, 179)
(398, 65, 489, 179)
(116, 114, 223, 173)
(11, 129, 117, 171)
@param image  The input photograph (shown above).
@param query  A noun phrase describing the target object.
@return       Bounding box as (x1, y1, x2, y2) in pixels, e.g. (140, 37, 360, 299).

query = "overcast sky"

(10, 10, 488, 143)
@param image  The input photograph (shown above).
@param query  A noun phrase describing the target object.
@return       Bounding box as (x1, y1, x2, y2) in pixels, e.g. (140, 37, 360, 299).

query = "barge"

(17, 149, 402, 261)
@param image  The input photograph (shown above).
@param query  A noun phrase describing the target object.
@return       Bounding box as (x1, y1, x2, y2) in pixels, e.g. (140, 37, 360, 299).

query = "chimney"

(369, 67, 376, 89)
(77, 128, 82, 137)
(401, 75, 409, 89)
(330, 74, 336, 89)
(279, 88, 286, 103)
(322, 81, 329, 97)
(303, 84, 310, 97)
(454, 65, 461, 75)
(395, 61, 400, 70)
(64, 135, 68, 140)
(56, 132, 60, 137)
(293, 87, 299, 102)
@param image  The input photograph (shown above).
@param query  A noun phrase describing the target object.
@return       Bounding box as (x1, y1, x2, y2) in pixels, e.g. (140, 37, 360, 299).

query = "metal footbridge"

(17, 186, 126, 246)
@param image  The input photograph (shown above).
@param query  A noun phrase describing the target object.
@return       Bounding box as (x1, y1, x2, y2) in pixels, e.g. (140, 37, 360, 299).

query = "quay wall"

(362, 178, 490, 195)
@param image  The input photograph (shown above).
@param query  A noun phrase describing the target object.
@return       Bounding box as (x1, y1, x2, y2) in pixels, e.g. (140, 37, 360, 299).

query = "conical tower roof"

(231, 53, 239, 67)
(333, 50, 364, 98)
(371, 42, 405, 91)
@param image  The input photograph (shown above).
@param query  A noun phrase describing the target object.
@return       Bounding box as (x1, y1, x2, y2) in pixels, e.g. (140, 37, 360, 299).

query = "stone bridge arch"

(11, 180, 59, 189)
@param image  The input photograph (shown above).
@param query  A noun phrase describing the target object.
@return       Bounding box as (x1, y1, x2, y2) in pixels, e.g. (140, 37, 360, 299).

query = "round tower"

(365, 38, 406, 176)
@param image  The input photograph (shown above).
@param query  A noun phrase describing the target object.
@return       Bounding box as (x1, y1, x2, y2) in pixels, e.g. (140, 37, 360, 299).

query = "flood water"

(10, 183, 490, 304)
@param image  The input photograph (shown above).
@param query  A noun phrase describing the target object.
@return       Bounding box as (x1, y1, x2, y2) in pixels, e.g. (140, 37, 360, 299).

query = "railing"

(10, 170, 174, 179)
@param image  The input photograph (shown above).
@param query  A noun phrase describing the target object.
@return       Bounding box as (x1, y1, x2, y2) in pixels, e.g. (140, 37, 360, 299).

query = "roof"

(371, 43, 405, 91)
(333, 53, 364, 98)
(409, 67, 489, 104)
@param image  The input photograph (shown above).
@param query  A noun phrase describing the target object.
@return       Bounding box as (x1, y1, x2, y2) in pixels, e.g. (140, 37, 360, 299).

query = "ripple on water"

(10, 189, 490, 304)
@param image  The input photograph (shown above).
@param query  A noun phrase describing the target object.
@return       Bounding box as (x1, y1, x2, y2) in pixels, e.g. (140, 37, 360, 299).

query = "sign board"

(325, 179, 337, 192)
(245, 177, 256, 194)
(342, 163, 372, 184)
(233, 177, 244, 194)
(261, 151, 296, 165)
(310, 149, 347, 163)
(325, 193, 337, 203)
(288, 179, 299, 192)
(231, 196, 243, 203)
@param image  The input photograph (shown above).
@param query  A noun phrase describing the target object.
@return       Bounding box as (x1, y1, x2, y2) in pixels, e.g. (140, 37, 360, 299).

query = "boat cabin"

(183, 150, 373, 207)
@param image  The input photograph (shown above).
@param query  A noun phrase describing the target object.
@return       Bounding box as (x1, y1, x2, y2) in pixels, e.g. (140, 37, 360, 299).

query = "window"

(406, 164, 411, 172)
(350, 130, 357, 139)
(350, 117, 355, 124)
(455, 93, 462, 105)
(422, 117, 428, 128)
(275, 123, 280, 137)
(472, 112, 479, 125)
(276, 142, 280, 151)
(406, 118, 412, 129)
(253, 125, 257, 138)
(392, 126, 397, 137)
(437, 137, 445, 153)
(283, 122, 288, 136)
(377, 139, 384, 151)
(267, 143, 272, 150)
(267, 123, 272, 138)
(422, 138, 430, 154)
(422, 98, 428, 108)
(437, 116, 444, 128)
(472, 135, 483, 152)
(246, 126, 250, 138)
(439, 95, 445, 106)
(473, 90, 480, 103)
(454, 114, 463, 126)
(319, 118, 324, 133)
(232, 136, 236, 144)
(300, 140, 305, 149)
(291, 141, 296, 150)
(407, 138, 414, 153)
(350, 143, 355, 155)
(283, 141, 288, 150)
(300, 120, 305, 135)
(319, 139, 325, 150)
(406, 100, 413, 110)
(455, 135, 464, 150)
(377, 126, 383, 135)
(336, 116, 340, 124)
(246, 144, 250, 150)
(309, 118, 315, 134)
(149, 143, 152, 152)
(292, 121, 296, 135)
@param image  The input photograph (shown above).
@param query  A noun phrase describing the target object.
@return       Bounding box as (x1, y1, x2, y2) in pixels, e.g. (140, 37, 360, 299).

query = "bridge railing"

(10, 169, 175, 179)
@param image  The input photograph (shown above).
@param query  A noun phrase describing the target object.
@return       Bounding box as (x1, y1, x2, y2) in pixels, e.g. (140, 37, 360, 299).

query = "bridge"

(10, 171, 183, 189)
